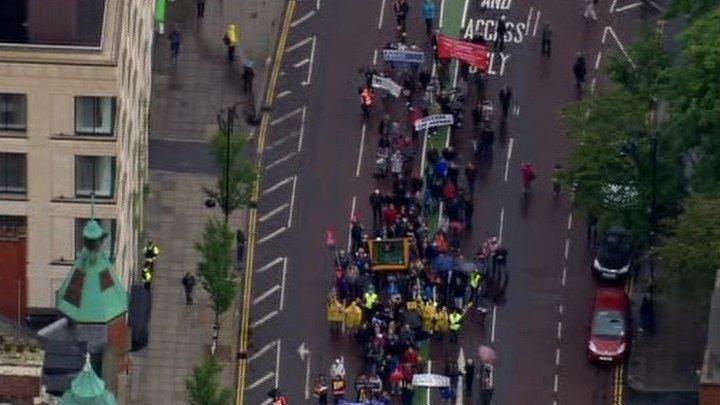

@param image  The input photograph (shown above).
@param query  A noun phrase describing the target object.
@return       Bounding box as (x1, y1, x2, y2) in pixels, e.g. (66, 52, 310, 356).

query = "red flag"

(437, 34, 490, 71)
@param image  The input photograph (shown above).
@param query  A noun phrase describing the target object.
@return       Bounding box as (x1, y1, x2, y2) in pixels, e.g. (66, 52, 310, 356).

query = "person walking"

(196, 0, 206, 18)
(495, 15, 507, 52)
(224, 24, 239, 62)
(464, 163, 477, 194)
(520, 162, 536, 193)
(552, 164, 562, 196)
(465, 358, 476, 397)
(181, 272, 196, 305)
(169, 29, 181, 67)
(583, 0, 598, 20)
(423, 0, 437, 37)
(463, 195, 474, 232)
(499, 85, 512, 119)
(313, 374, 329, 404)
(369, 189, 383, 229)
(573, 52, 587, 90)
(242, 62, 255, 94)
(393, 0, 410, 33)
(541, 22, 553, 56)
(360, 86, 374, 120)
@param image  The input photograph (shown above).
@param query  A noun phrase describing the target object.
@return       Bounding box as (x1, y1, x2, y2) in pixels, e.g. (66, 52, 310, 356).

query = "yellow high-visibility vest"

(449, 312, 462, 331)
(227, 25, 239, 45)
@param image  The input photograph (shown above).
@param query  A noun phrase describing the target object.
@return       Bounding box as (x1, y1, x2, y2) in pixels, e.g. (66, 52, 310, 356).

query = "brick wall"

(0, 237, 27, 320)
(0, 374, 40, 402)
(701, 384, 720, 405)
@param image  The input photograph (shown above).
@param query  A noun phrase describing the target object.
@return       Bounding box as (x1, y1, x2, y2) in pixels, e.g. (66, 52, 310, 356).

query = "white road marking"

(250, 310, 279, 329)
(287, 176, 297, 227)
(275, 340, 282, 387)
(614, 1, 643, 13)
(590, 77, 597, 95)
(373, 49, 378, 66)
(270, 107, 303, 126)
(355, 123, 367, 177)
(253, 285, 281, 306)
(246, 372, 275, 390)
(256, 257, 284, 274)
(298, 106, 306, 152)
(302, 36, 317, 86)
(377, 0, 386, 30)
(347, 196, 357, 251)
(555, 348, 561, 366)
(503, 138, 515, 182)
(293, 58, 310, 68)
(553, 373, 559, 392)
(595, 50, 603, 70)
(304, 355, 312, 399)
(461, 0, 470, 28)
(264, 151, 297, 170)
(265, 132, 299, 151)
(561, 266, 567, 286)
(491, 304, 498, 343)
(286, 36, 313, 53)
(248, 340, 280, 362)
(258, 203, 289, 223)
(439, 0, 445, 28)
(427, 360, 433, 405)
(276, 90, 291, 99)
(279, 258, 287, 310)
(564, 239, 570, 260)
(263, 176, 293, 195)
(316, 0, 320, 10)
(567, 212, 573, 230)
(532, 9, 541, 37)
(498, 207, 505, 245)
(257, 226, 287, 244)
(557, 321, 563, 340)
(558, 304, 564, 315)
(525, 7, 534, 35)
(291, 10, 316, 28)
(601, 26, 635, 67)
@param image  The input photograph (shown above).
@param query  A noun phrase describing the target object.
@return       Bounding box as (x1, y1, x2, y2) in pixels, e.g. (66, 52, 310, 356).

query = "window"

(0, 153, 27, 194)
(75, 156, 116, 198)
(75, 96, 116, 135)
(0, 93, 27, 131)
(75, 218, 116, 259)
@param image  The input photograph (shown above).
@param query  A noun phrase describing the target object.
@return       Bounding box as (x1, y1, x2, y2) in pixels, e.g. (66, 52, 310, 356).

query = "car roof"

(595, 288, 628, 311)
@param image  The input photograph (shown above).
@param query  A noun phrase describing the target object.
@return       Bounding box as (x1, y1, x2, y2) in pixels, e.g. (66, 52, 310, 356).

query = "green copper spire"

(60, 353, 118, 405)
(56, 219, 128, 323)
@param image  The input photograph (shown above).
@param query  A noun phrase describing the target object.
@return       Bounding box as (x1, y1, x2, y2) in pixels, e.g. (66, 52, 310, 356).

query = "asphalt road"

(241, 0, 652, 404)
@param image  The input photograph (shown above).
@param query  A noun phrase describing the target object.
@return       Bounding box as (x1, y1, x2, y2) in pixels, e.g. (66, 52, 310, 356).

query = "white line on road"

(287, 176, 297, 227)
(533, 9, 541, 37)
(253, 285, 280, 306)
(498, 207, 506, 245)
(355, 123, 367, 177)
(264, 131, 299, 152)
(558, 304, 564, 315)
(439, 0, 445, 28)
(257, 226, 287, 244)
(263, 176, 293, 195)
(259, 203, 289, 223)
(491, 305, 498, 343)
(286, 36, 312, 53)
(557, 321, 563, 340)
(264, 151, 297, 171)
(461, 0, 469, 28)
(426, 360, 433, 405)
(564, 239, 570, 260)
(555, 348, 561, 366)
(275, 340, 282, 388)
(561, 266, 567, 286)
(279, 258, 288, 310)
(373, 49, 378, 66)
(553, 373, 559, 392)
(293, 58, 310, 68)
(298, 106, 306, 152)
(250, 310, 279, 329)
(246, 372, 275, 390)
(525, 7, 534, 35)
(591, 77, 597, 95)
(302, 36, 317, 86)
(601, 26, 635, 67)
(595, 50, 603, 70)
(248, 340, 280, 362)
(271, 107, 303, 126)
(347, 196, 357, 251)
(256, 257, 284, 274)
(291, 10, 316, 27)
(304, 356, 312, 399)
(504, 138, 515, 182)
(377, 0, 386, 29)
(276, 90, 291, 99)
(614, 1, 643, 12)
(316, 0, 320, 10)
(567, 212, 573, 230)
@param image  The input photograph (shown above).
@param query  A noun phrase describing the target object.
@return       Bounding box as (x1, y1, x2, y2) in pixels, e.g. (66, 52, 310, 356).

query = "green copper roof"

(57, 220, 128, 323)
(61, 354, 118, 405)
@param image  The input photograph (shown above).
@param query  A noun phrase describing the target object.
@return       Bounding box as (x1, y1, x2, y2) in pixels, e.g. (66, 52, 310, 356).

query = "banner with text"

(372, 75, 402, 97)
(414, 114, 454, 131)
(382, 48, 425, 64)
(437, 34, 490, 71)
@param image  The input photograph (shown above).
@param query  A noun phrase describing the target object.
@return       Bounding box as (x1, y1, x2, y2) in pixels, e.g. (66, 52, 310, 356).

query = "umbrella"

(478, 345, 497, 364)
(432, 254, 455, 273)
(457, 261, 478, 275)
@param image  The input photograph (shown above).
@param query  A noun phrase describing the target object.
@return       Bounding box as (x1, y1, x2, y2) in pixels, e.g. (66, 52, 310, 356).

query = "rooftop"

(0, 0, 106, 48)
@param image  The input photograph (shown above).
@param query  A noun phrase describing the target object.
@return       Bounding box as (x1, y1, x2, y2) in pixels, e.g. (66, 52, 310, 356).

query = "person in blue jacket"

(423, 0, 437, 37)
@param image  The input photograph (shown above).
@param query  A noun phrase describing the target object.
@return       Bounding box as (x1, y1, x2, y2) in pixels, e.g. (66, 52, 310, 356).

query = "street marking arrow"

(298, 342, 309, 361)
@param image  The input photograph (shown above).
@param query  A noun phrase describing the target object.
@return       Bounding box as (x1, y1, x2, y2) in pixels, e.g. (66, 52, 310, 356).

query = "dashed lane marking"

(270, 107, 303, 126)
(555, 348, 561, 366)
(564, 239, 570, 260)
(264, 151, 298, 171)
(301, 36, 317, 86)
(256, 257, 284, 274)
(246, 372, 275, 390)
(248, 340, 280, 362)
(298, 106, 306, 152)
(263, 176, 293, 195)
(290, 10, 316, 27)
(293, 58, 310, 68)
(276, 90, 291, 99)
(377, 0, 386, 30)
(253, 285, 280, 306)
(557, 321, 563, 340)
(250, 310, 279, 329)
(567, 212, 573, 230)
(595, 50, 603, 70)
(285, 36, 313, 53)
(503, 138, 515, 182)
(257, 226, 288, 244)
(258, 203, 290, 223)
(561, 266, 567, 287)
(355, 124, 367, 177)
(264, 131, 299, 152)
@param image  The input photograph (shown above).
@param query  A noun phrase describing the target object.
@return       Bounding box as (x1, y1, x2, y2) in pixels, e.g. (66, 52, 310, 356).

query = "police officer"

(143, 241, 161, 268)
(141, 266, 153, 291)
(449, 307, 463, 343)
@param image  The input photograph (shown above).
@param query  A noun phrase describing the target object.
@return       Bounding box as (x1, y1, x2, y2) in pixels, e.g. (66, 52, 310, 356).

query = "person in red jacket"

(520, 162, 536, 193)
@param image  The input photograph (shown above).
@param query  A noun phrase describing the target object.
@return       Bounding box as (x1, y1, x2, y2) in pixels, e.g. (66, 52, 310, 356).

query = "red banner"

(437, 34, 490, 71)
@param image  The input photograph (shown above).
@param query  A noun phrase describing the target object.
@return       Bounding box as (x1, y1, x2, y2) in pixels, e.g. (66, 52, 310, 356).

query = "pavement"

(124, 0, 286, 403)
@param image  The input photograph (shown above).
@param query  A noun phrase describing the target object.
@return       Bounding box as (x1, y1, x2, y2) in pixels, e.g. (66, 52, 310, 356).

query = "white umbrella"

(478, 345, 497, 364)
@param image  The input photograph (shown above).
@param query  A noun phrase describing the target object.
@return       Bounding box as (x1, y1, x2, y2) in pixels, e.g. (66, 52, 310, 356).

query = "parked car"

(592, 226, 632, 279)
(588, 288, 630, 363)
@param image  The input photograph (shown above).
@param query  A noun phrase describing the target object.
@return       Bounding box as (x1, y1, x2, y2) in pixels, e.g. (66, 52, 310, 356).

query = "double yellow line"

(235, 1, 297, 404)
(612, 275, 633, 405)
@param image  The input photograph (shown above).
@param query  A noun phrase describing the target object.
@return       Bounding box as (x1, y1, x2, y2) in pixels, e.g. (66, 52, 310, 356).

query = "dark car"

(588, 288, 630, 363)
(592, 226, 632, 279)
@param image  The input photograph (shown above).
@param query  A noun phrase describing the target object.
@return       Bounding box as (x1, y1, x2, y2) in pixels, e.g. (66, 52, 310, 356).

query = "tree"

(657, 195, 720, 301)
(606, 30, 669, 100)
(204, 131, 256, 219)
(196, 217, 238, 324)
(186, 355, 233, 405)
(665, 0, 719, 19)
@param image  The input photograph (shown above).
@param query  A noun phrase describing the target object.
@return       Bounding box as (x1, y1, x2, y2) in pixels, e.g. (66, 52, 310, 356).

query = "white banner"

(371, 75, 402, 98)
(412, 373, 451, 388)
(414, 114, 454, 131)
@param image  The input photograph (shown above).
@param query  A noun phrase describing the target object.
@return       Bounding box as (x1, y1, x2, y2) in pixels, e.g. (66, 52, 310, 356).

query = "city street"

(239, 0, 653, 403)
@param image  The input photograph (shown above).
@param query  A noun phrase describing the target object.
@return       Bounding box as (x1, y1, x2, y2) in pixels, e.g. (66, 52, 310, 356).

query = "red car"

(588, 288, 630, 363)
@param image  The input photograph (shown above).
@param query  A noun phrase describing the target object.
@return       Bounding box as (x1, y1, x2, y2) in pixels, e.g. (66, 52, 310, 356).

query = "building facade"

(0, 0, 154, 311)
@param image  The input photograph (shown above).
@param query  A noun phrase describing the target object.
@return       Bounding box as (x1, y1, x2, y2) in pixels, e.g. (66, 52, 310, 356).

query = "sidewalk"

(125, 0, 286, 403)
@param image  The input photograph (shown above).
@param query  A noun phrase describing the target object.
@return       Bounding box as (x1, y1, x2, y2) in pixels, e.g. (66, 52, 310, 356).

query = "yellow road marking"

(236, 1, 296, 404)
(614, 363, 625, 404)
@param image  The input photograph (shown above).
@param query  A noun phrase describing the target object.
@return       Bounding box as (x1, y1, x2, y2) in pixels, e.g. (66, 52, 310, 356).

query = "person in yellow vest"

(469, 269, 483, 306)
(435, 306, 450, 335)
(344, 300, 363, 330)
(327, 297, 345, 335)
(223, 24, 239, 62)
(363, 286, 379, 314)
(141, 267, 153, 291)
(421, 300, 437, 333)
(449, 307, 465, 343)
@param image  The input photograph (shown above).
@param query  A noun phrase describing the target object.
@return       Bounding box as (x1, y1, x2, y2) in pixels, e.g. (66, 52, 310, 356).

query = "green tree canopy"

(665, 0, 719, 19)
(186, 356, 233, 405)
(196, 217, 238, 320)
(204, 131, 256, 218)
